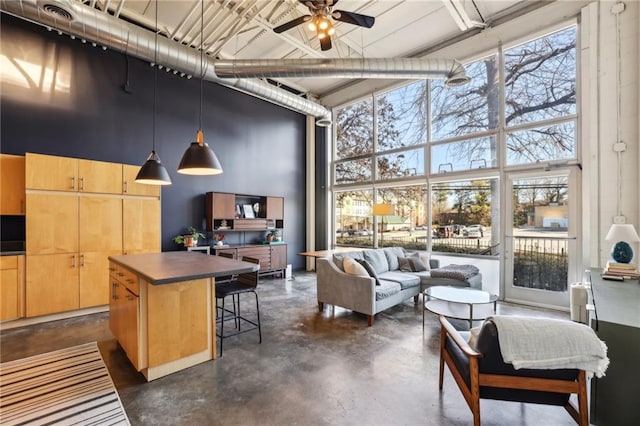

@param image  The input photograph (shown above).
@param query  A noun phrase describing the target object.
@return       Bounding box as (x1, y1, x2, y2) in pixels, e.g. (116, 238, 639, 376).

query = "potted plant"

(173, 226, 206, 248)
(266, 229, 281, 243)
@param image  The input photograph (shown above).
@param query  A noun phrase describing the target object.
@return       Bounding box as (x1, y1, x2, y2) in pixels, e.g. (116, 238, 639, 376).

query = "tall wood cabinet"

(24, 153, 160, 317)
(0, 154, 25, 215)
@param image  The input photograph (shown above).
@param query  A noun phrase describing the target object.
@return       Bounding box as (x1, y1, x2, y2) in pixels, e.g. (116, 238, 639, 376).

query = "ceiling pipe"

(1, 0, 332, 125)
(213, 58, 471, 87)
(1, 0, 471, 126)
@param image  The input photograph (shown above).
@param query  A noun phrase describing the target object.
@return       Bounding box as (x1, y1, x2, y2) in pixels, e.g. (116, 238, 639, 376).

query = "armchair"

(438, 316, 589, 426)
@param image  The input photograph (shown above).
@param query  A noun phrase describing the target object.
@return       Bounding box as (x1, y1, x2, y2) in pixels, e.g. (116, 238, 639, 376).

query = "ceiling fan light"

(308, 20, 317, 31)
(319, 19, 329, 30)
(328, 26, 335, 36)
(317, 31, 326, 40)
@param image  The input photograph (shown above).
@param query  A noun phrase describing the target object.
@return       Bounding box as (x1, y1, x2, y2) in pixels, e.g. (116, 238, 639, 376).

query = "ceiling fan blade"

(273, 15, 311, 33)
(320, 36, 332, 51)
(332, 10, 375, 28)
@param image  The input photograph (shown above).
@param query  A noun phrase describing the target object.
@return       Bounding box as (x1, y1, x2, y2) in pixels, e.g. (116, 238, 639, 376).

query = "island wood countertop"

(109, 251, 258, 285)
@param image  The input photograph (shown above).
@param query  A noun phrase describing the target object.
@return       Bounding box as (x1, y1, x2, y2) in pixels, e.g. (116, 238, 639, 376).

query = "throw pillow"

(343, 256, 369, 277)
(383, 247, 405, 271)
(363, 249, 389, 274)
(468, 325, 482, 351)
(398, 256, 428, 272)
(355, 259, 382, 286)
(408, 251, 431, 271)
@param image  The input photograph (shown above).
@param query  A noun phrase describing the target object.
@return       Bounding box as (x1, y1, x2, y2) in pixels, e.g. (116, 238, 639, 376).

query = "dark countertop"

(591, 267, 640, 328)
(108, 252, 259, 285)
(0, 241, 25, 256)
(0, 251, 25, 256)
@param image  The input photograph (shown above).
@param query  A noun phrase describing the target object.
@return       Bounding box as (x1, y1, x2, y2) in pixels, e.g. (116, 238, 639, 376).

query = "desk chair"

(215, 256, 262, 356)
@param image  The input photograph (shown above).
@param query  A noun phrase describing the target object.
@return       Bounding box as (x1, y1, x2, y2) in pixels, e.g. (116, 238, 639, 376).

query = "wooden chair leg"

(439, 325, 446, 390)
(577, 371, 588, 426)
(318, 302, 324, 312)
(469, 358, 481, 426)
(413, 294, 419, 304)
(368, 315, 374, 326)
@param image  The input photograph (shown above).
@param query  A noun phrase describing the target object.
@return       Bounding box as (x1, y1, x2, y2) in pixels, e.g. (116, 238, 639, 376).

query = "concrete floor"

(1, 271, 579, 426)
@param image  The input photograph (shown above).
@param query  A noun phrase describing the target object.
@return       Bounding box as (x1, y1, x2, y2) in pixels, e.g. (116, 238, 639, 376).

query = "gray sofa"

(316, 247, 482, 326)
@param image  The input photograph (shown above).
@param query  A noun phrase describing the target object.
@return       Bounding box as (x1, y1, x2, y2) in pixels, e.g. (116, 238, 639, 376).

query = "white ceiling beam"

(441, 0, 486, 31)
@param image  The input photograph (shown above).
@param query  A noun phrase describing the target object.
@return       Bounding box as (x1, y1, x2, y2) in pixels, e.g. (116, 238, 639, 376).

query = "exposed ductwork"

(214, 58, 471, 88)
(1, 0, 332, 125)
(1, 0, 471, 128)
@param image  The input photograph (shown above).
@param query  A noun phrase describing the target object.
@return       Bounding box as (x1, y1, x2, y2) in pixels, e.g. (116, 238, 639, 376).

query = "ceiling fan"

(273, 0, 375, 51)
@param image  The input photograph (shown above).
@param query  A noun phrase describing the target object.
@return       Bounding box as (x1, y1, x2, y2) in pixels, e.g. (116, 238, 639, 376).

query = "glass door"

(504, 169, 580, 309)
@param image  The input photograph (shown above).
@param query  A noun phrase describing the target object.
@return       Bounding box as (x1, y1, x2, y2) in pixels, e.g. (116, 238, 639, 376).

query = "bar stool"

(215, 256, 262, 356)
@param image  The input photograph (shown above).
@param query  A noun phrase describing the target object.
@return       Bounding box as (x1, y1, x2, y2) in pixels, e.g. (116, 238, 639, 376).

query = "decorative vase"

(184, 235, 195, 247)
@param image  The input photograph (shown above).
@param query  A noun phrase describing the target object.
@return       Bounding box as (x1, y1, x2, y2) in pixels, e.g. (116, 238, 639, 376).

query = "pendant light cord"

(199, 0, 204, 133)
(153, 0, 158, 153)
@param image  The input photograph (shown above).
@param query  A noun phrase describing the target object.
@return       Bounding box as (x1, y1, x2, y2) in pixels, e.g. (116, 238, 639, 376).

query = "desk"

(589, 268, 640, 425)
(298, 247, 366, 271)
(187, 245, 210, 255)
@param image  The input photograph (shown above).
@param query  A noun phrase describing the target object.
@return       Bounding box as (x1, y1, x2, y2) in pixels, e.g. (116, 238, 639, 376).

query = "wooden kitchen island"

(108, 252, 258, 381)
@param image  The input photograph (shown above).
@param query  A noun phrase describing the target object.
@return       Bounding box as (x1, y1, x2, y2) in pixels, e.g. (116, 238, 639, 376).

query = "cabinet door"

(26, 193, 78, 255)
(270, 244, 287, 269)
(109, 274, 121, 339)
(0, 256, 19, 321)
(121, 286, 140, 370)
(26, 253, 79, 317)
(78, 159, 123, 194)
(266, 197, 284, 220)
(26, 153, 78, 191)
(213, 193, 236, 218)
(80, 251, 119, 308)
(0, 154, 25, 215)
(79, 196, 122, 253)
(123, 198, 160, 254)
(122, 164, 161, 197)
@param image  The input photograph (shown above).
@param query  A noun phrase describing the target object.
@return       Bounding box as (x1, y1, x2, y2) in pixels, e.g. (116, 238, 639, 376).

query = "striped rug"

(0, 342, 130, 425)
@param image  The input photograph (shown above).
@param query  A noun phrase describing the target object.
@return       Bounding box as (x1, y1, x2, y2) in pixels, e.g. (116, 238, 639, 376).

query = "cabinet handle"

(80, 254, 85, 267)
(71, 176, 76, 190)
(123, 181, 128, 193)
(20, 200, 25, 214)
(79, 177, 84, 190)
(71, 255, 76, 268)
(113, 282, 119, 300)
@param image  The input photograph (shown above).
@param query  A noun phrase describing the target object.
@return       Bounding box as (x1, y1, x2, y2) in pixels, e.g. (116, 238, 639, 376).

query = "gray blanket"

(430, 264, 479, 280)
(488, 315, 609, 378)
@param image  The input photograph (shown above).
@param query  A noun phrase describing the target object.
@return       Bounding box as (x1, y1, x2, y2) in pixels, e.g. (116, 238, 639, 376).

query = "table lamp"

(605, 224, 640, 263)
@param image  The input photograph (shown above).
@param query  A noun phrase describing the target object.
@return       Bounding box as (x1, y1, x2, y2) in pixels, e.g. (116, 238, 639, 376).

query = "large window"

(332, 25, 577, 257)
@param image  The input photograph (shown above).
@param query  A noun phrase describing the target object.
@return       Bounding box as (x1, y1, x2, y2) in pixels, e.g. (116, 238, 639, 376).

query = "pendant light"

(177, 0, 223, 175)
(135, 0, 172, 185)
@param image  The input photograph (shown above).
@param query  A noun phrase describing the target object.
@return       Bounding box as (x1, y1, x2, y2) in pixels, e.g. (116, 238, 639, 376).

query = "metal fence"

(512, 236, 569, 292)
(335, 234, 497, 255)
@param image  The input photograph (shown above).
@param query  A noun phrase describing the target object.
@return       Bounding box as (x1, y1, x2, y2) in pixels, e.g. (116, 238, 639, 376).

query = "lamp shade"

(372, 203, 395, 216)
(135, 151, 172, 185)
(605, 224, 640, 243)
(177, 130, 223, 175)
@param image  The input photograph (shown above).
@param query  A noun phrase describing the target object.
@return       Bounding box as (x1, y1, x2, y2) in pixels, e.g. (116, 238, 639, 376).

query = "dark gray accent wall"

(1, 15, 308, 269)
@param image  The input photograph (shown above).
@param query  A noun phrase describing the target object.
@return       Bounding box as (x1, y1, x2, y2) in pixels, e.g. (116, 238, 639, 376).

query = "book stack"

(602, 261, 640, 280)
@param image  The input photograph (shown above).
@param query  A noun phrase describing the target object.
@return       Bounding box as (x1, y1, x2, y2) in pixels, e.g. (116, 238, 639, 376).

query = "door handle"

(71, 176, 76, 190)
(123, 181, 128, 193)
(71, 255, 76, 268)
(79, 177, 84, 191)
(80, 254, 85, 267)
